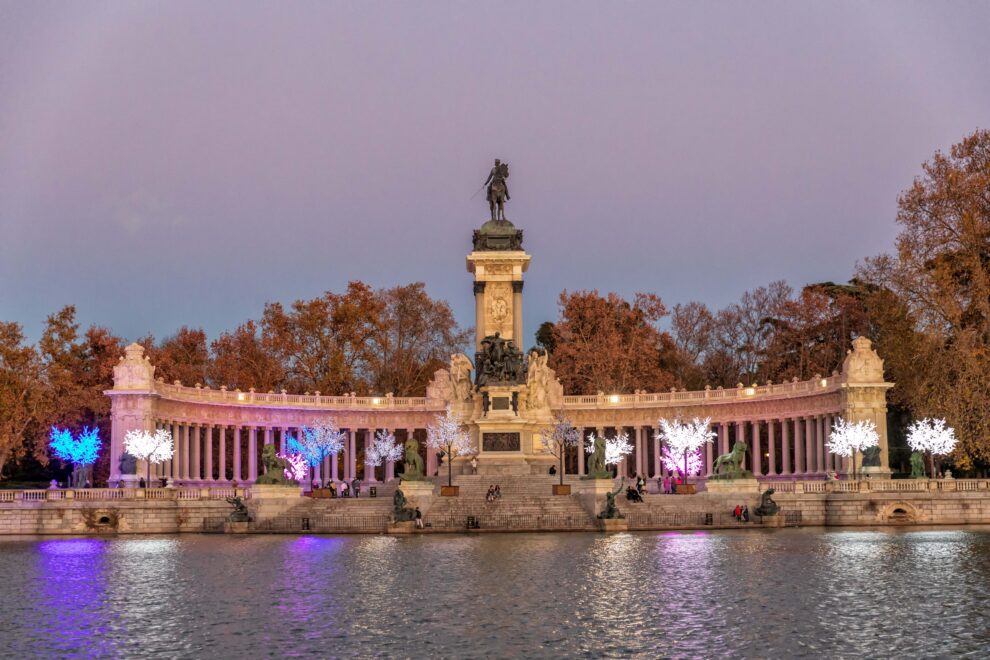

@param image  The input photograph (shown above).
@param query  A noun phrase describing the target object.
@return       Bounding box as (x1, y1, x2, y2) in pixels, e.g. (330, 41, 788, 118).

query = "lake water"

(1, 528, 988, 658)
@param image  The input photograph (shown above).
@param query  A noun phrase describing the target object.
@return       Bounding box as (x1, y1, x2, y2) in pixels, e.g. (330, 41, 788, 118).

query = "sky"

(2, 2, 989, 346)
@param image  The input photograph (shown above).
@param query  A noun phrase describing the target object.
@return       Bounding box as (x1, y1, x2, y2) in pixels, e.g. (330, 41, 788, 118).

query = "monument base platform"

(387, 521, 417, 535)
(598, 518, 628, 532)
(704, 478, 761, 494)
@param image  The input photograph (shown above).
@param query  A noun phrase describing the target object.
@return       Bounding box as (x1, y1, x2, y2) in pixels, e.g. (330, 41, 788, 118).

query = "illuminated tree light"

(366, 429, 404, 467)
(427, 406, 475, 487)
(288, 423, 346, 468)
(662, 446, 704, 477)
(906, 418, 957, 478)
(826, 418, 879, 479)
(656, 417, 715, 481)
(540, 413, 581, 485)
(123, 428, 174, 485)
(278, 451, 308, 482)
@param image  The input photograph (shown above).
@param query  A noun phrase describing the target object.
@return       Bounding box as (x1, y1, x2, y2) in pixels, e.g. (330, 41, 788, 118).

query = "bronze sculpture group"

(474, 332, 525, 387)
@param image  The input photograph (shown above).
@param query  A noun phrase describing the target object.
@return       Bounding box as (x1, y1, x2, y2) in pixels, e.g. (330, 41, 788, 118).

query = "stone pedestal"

(248, 484, 303, 519)
(224, 521, 250, 534)
(575, 479, 619, 518)
(759, 515, 785, 527)
(704, 478, 761, 494)
(387, 521, 417, 535)
(399, 480, 436, 515)
(598, 518, 628, 533)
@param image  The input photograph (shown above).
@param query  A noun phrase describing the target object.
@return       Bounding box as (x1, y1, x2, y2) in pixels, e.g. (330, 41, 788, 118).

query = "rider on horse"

(484, 159, 510, 221)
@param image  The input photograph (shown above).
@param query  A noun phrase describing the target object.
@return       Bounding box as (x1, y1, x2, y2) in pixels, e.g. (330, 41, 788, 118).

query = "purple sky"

(2, 2, 989, 346)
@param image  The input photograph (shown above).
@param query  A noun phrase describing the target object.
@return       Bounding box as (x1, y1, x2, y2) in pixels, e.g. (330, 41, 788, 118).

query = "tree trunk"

(447, 446, 453, 487)
(559, 450, 564, 486)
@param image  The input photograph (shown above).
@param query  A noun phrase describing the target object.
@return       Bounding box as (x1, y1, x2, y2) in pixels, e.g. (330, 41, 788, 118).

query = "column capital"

(512, 281, 524, 293)
(473, 281, 486, 294)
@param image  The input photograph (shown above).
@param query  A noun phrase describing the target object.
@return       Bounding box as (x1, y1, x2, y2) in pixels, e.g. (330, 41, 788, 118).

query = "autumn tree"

(366, 283, 471, 396)
(140, 327, 210, 386)
(859, 129, 990, 471)
(262, 281, 385, 394)
(545, 290, 675, 395)
(210, 320, 284, 391)
(0, 322, 44, 479)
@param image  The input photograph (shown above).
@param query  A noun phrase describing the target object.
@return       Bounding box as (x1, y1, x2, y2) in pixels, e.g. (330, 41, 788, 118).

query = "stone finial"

(112, 342, 156, 390)
(842, 336, 885, 383)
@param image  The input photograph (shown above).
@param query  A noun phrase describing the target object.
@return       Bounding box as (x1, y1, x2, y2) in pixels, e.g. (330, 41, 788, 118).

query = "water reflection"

(2, 528, 990, 657)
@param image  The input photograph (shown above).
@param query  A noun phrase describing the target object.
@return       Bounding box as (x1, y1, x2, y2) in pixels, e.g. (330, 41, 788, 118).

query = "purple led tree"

(656, 417, 715, 484)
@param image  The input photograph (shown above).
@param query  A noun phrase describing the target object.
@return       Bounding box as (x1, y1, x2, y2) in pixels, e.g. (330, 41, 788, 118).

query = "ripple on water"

(1, 528, 990, 658)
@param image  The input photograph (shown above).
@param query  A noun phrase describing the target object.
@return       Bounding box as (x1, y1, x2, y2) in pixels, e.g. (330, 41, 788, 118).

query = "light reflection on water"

(2, 527, 990, 658)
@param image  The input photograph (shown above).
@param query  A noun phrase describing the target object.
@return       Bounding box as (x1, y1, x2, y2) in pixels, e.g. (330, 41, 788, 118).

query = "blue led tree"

(49, 426, 101, 487)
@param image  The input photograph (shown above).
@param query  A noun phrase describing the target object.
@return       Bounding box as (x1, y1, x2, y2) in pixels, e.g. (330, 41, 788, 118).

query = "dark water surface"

(1, 528, 988, 658)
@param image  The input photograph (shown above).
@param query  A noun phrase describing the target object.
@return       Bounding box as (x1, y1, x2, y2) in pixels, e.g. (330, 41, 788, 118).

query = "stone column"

(385, 428, 395, 481)
(512, 281, 524, 346)
(427, 430, 438, 477)
(751, 420, 762, 476)
(653, 426, 662, 479)
(204, 424, 214, 483)
(793, 418, 803, 476)
(816, 416, 826, 475)
(218, 425, 228, 482)
(365, 429, 377, 482)
(577, 427, 585, 476)
(767, 420, 777, 476)
(705, 425, 714, 477)
(349, 429, 357, 480)
(248, 427, 258, 482)
(233, 425, 242, 483)
(781, 419, 790, 476)
(331, 446, 339, 484)
(170, 421, 180, 480)
(805, 417, 815, 475)
(473, 282, 485, 351)
(280, 427, 289, 454)
(719, 423, 729, 455)
(824, 415, 834, 472)
(190, 424, 201, 482)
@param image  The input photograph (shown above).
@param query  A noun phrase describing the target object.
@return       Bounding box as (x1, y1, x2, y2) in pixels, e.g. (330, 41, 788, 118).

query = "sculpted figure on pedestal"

(483, 158, 510, 222)
(475, 332, 525, 387)
(449, 353, 474, 402)
(402, 437, 427, 481)
(713, 441, 750, 480)
(598, 479, 625, 519)
(526, 348, 550, 411)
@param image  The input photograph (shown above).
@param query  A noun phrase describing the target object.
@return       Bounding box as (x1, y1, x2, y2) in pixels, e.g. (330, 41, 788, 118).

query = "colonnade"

(566, 413, 844, 480)
(147, 422, 434, 486)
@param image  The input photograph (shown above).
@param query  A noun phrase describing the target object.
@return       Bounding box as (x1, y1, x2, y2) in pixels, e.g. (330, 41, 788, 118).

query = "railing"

(0, 487, 251, 502)
(754, 479, 990, 494)
(562, 373, 844, 408)
(152, 381, 445, 410)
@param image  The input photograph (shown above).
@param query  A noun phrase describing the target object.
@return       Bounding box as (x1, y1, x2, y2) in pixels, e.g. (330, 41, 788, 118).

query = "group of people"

(485, 484, 502, 503)
(733, 504, 751, 522)
(311, 478, 362, 498)
(625, 474, 648, 502)
(659, 476, 683, 494)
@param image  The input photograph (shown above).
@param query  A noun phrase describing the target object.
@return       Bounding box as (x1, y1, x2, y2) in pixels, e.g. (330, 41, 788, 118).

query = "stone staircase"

(423, 474, 598, 531)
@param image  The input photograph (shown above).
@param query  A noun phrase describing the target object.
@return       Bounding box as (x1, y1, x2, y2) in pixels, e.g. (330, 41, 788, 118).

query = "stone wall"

(0, 500, 231, 535)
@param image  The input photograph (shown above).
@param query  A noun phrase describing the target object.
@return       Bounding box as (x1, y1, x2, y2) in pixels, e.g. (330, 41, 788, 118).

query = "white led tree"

(540, 413, 581, 486)
(366, 429, 404, 477)
(604, 432, 634, 469)
(426, 406, 476, 489)
(124, 428, 174, 486)
(906, 418, 957, 478)
(656, 417, 715, 483)
(826, 418, 879, 480)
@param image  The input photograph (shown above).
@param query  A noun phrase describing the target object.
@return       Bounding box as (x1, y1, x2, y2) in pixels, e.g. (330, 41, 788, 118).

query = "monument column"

(780, 418, 790, 476)
(248, 427, 258, 482)
(793, 418, 803, 476)
(805, 417, 815, 475)
(233, 425, 242, 483)
(365, 429, 378, 483)
(751, 420, 762, 476)
(577, 427, 585, 476)
(204, 424, 214, 483)
(473, 282, 486, 351)
(218, 425, 227, 482)
(191, 424, 201, 482)
(512, 281, 524, 347)
(767, 420, 777, 477)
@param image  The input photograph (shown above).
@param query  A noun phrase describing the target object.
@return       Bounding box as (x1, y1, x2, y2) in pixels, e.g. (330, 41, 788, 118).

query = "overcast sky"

(2, 2, 989, 346)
